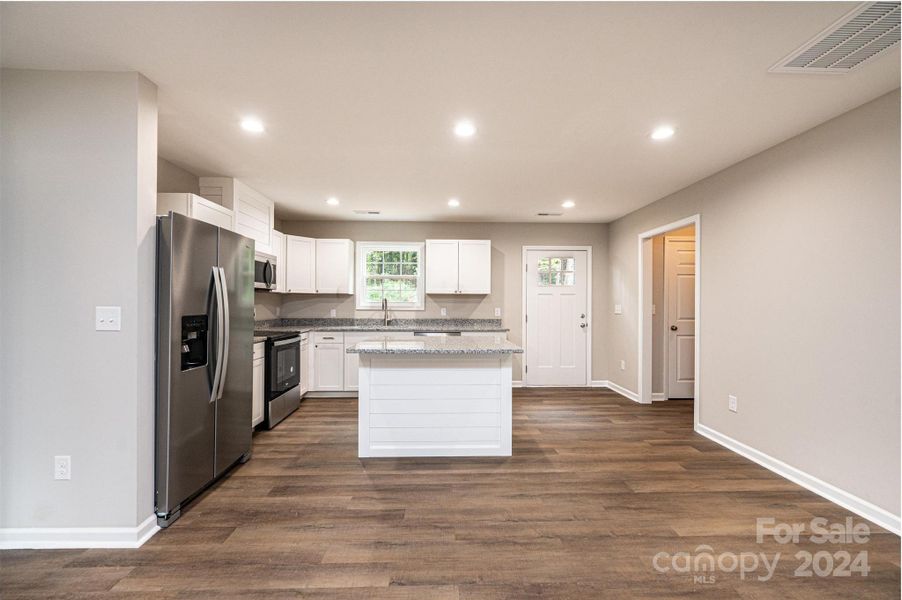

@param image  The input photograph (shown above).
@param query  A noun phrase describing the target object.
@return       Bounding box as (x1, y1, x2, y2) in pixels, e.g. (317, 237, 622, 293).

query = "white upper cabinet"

(284, 235, 316, 294)
(425, 239, 491, 294)
(315, 239, 355, 294)
(157, 193, 233, 229)
(271, 230, 287, 293)
(198, 177, 275, 254)
(457, 240, 492, 294)
(424, 240, 459, 294)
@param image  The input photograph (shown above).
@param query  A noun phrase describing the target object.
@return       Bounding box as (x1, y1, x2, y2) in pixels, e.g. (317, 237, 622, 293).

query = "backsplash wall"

(260, 220, 610, 381)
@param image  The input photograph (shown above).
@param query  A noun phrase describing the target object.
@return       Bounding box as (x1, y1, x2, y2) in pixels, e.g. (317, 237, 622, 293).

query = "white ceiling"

(2, 2, 899, 223)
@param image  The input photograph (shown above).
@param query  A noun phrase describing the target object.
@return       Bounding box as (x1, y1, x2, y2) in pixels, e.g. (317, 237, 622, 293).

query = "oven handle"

(272, 336, 301, 347)
(216, 267, 230, 400)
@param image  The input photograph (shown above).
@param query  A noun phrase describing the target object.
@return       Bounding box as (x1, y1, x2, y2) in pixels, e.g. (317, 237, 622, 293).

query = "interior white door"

(525, 250, 588, 386)
(665, 237, 695, 398)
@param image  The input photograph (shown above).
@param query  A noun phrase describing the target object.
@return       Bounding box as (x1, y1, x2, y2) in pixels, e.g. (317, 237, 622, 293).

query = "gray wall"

(157, 157, 199, 194)
(273, 221, 609, 381)
(606, 90, 900, 514)
(0, 70, 157, 529)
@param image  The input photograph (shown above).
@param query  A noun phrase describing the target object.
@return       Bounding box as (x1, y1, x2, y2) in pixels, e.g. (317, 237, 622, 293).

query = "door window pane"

(537, 256, 575, 286)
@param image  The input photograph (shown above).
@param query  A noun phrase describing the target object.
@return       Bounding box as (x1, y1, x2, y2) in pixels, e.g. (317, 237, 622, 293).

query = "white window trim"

(355, 241, 426, 310)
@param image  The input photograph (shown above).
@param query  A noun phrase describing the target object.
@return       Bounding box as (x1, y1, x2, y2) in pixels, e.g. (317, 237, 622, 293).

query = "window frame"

(355, 241, 426, 310)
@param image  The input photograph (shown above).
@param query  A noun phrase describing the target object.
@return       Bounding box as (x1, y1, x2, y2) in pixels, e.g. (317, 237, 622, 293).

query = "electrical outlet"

(620, 359, 626, 371)
(614, 304, 623, 315)
(95, 306, 121, 331)
(329, 308, 337, 318)
(494, 307, 502, 317)
(440, 307, 447, 317)
(54, 456, 71, 480)
(729, 395, 738, 413)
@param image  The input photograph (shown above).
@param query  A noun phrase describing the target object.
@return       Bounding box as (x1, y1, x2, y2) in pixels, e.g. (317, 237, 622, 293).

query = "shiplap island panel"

(348, 337, 522, 457)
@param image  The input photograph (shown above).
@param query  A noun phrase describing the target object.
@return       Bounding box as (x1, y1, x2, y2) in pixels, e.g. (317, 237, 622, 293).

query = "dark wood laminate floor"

(2, 388, 899, 599)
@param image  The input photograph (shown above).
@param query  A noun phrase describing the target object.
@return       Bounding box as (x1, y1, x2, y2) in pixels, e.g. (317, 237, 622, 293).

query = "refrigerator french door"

(155, 212, 254, 527)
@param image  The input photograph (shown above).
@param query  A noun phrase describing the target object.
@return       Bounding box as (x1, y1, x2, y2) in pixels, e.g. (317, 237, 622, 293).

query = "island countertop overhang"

(347, 337, 523, 355)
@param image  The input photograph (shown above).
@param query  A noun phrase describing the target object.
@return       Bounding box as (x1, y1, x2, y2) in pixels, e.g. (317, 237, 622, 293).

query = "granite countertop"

(347, 336, 523, 355)
(254, 318, 508, 334)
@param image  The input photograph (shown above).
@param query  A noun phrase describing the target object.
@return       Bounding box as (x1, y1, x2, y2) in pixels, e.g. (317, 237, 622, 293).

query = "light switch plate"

(329, 308, 337, 318)
(494, 307, 502, 317)
(729, 395, 738, 413)
(614, 304, 623, 315)
(652, 304, 656, 315)
(95, 306, 121, 331)
(620, 360, 626, 371)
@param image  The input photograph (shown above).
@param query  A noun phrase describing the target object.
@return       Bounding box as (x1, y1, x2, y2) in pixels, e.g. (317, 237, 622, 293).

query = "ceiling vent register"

(770, 2, 900, 74)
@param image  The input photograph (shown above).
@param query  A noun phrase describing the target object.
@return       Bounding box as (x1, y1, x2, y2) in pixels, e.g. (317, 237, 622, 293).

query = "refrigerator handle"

(216, 266, 230, 400)
(210, 267, 225, 404)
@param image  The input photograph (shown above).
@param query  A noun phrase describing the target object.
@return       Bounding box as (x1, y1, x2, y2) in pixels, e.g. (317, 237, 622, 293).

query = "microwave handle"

(216, 267, 230, 400)
(264, 260, 273, 288)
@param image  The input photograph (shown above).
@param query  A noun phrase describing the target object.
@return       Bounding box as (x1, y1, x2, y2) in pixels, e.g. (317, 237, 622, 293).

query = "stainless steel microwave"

(254, 252, 277, 290)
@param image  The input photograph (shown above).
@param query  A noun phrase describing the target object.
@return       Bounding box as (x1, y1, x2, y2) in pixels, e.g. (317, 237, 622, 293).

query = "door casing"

(637, 215, 701, 429)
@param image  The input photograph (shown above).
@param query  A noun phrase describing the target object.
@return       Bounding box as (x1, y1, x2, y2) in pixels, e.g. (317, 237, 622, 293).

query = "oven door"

(268, 336, 300, 398)
(254, 255, 276, 290)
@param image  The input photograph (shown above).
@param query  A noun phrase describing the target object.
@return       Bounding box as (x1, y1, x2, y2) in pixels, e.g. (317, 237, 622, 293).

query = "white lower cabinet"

(343, 332, 377, 392)
(252, 342, 265, 427)
(313, 332, 345, 391)
(299, 333, 310, 397)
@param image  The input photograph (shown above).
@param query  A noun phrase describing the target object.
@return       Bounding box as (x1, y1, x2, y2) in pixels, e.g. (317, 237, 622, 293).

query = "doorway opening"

(637, 215, 700, 426)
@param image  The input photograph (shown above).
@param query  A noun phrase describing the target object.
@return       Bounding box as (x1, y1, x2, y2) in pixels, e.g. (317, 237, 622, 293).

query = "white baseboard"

(512, 380, 524, 388)
(0, 514, 159, 549)
(651, 392, 666, 401)
(696, 423, 901, 536)
(594, 379, 643, 403)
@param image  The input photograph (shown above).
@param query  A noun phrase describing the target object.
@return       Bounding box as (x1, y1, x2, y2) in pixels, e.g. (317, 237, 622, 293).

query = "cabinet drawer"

(313, 332, 343, 344)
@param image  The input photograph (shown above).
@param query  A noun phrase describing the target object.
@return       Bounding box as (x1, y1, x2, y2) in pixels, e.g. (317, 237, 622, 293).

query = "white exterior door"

(665, 237, 695, 398)
(525, 249, 588, 386)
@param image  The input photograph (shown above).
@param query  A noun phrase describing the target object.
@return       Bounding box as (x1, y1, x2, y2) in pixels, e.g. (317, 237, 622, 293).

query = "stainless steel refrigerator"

(155, 212, 254, 527)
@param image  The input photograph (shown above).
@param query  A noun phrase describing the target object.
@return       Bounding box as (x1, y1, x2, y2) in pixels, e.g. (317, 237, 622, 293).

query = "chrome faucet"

(382, 297, 389, 326)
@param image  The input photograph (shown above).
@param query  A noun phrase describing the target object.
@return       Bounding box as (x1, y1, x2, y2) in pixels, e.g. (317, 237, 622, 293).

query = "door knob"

(670, 325, 678, 331)
(580, 323, 587, 328)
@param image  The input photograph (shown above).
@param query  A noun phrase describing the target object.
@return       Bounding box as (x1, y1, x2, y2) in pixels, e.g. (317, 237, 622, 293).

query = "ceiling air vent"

(353, 210, 381, 215)
(770, 2, 900, 74)
(537, 212, 563, 217)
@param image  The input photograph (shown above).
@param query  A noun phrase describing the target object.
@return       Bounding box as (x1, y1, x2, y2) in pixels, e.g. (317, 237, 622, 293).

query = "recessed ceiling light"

(651, 125, 675, 140)
(240, 117, 265, 133)
(453, 119, 476, 139)
(561, 199, 575, 209)
(326, 197, 340, 206)
(447, 198, 460, 207)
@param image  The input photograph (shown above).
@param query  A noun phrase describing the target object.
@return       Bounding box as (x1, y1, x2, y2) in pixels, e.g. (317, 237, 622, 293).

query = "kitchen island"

(347, 337, 523, 458)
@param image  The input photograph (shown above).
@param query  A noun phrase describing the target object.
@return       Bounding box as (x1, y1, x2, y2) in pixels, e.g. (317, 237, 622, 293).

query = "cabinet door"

(252, 356, 265, 427)
(233, 182, 274, 254)
(457, 240, 492, 294)
(285, 235, 316, 293)
(271, 230, 286, 293)
(425, 240, 460, 294)
(314, 343, 345, 391)
(299, 340, 309, 396)
(343, 333, 380, 391)
(191, 196, 234, 229)
(315, 239, 354, 294)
